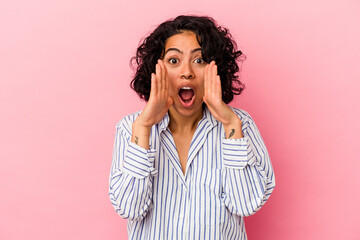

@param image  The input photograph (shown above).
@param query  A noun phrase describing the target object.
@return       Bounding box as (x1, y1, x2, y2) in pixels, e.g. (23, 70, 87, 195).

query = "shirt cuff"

(222, 135, 256, 169)
(122, 141, 158, 178)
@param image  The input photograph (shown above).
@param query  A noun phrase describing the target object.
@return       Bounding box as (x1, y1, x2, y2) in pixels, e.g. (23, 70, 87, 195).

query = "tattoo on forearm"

(229, 129, 235, 138)
(134, 136, 138, 145)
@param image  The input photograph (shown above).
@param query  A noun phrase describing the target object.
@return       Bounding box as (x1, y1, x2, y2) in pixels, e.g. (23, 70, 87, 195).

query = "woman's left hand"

(203, 61, 243, 139)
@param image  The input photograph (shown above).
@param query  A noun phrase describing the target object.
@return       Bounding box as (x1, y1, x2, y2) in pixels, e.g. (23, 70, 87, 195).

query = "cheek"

(195, 71, 205, 93)
(195, 68, 205, 80)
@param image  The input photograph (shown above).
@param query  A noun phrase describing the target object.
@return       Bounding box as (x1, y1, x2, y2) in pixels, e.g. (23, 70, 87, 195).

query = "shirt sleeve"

(221, 118, 275, 217)
(109, 119, 157, 221)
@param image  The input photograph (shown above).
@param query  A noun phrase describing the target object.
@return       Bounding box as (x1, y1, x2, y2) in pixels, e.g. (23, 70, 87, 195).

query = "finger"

(207, 62, 213, 96)
(212, 62, 217, 82)
(166, 96, 174, 108)
(159, 96, 173, 116)
(164, 61, 169, 92)
(212, 61, 216, 84)
(204, 63, 208, 94)
(210, 62, 216, 99)
(156, 62, 162, 94)
(158, 59, 164, 88)
(150, 73, 157, 99)
(159, 59, 167, 93)
(216, 75, 222, 99)
(158, 60, 167, 100)
(214, 64, 218, 93)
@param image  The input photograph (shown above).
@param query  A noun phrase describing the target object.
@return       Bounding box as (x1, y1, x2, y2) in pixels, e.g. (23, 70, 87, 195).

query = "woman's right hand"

(131, 59, 173, 148)
(137, 59, 173, 128)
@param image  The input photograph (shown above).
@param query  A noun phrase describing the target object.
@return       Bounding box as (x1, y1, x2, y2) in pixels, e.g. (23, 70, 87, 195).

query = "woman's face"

(162, 30, 207, 119)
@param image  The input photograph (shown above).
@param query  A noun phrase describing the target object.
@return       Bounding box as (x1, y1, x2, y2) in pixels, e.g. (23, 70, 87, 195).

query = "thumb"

(159, 97, 173, 118)
(203, 96, 209, 106)
(166, 96, 174, 108)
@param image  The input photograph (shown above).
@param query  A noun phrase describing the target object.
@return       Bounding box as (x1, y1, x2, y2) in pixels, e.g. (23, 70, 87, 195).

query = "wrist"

(133, 116, 152, 132)
(223, 114, 243, 139)
(222, 112, 242, 128)
(132, 121, 151, 136)
(131, 121, 151, 150)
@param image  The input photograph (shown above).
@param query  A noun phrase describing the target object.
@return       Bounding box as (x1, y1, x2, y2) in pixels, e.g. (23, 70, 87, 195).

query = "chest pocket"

(194, 168, 225, 226)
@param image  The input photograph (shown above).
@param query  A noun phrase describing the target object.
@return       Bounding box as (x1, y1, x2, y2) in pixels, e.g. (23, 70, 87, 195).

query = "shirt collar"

(158, 104, 218, 133)
(159, 111, 170, 132)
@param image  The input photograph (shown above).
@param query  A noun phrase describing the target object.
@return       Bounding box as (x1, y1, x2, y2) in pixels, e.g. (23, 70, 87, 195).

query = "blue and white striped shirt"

(109, 106, 275, 239)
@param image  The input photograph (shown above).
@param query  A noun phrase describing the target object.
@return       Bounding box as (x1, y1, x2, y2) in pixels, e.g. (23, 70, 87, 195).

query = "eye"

(194, 58, 204, 64)
(168, 58, 179, 64)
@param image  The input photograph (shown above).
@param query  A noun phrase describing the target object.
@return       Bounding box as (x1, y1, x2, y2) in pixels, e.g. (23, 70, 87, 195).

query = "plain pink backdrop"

(1, 0, 359, 239)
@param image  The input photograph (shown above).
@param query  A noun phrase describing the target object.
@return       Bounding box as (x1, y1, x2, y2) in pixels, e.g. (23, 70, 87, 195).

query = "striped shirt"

(109, 106, 275, 239)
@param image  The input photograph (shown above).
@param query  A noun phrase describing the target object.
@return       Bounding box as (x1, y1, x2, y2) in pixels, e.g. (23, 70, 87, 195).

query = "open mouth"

(179, 87, 195, 105)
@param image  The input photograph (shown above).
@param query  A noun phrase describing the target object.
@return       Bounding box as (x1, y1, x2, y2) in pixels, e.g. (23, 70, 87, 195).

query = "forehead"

(164, 31, 201, 51)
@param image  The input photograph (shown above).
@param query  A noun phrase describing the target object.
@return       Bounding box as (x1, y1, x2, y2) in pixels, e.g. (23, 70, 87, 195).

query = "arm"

(109, 59, 172, 221)
(109, 119, 157, 221)
(221, 115, 275, 217)
(203, 61, 275, 217)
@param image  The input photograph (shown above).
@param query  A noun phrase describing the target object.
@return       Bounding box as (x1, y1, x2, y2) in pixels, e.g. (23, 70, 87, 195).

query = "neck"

(168, 106, 204, 133)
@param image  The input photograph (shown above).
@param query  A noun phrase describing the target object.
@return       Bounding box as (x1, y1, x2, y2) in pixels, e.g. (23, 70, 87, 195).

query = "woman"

(109, 15, 275, 239)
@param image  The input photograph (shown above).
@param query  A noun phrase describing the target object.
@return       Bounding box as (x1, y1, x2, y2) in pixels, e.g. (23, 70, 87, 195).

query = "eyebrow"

(164, 47, 202, 55)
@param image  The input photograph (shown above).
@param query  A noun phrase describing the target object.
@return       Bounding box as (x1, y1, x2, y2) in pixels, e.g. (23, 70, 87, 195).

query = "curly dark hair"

(130, 15, 245, 104)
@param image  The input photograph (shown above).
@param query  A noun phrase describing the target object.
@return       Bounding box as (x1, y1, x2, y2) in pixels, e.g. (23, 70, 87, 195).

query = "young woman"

(109, 15, 275, 239)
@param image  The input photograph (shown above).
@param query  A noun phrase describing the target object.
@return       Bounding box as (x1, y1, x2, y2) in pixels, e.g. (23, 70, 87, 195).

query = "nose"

(180, 61, 195, 79)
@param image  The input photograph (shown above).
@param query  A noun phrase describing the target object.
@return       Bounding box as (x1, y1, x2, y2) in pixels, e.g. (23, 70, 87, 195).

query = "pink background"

(1, 0, 359, 239)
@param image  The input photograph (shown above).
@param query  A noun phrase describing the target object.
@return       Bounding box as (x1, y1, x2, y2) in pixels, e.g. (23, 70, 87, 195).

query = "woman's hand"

(131, 59, 173, 148)
(203, 61, 243, 139)
(138, 59, 173, 127)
